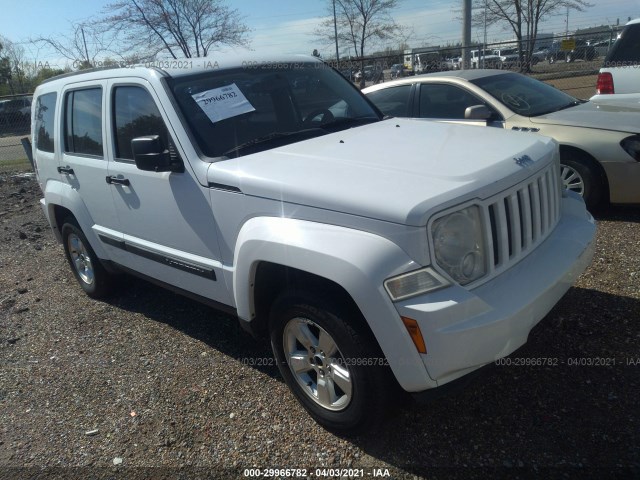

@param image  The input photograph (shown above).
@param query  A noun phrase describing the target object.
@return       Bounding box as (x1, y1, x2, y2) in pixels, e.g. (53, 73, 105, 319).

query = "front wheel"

(61, 217, 114, 298)
(560, 156, 603, 209)
(269, 290, 394, 433)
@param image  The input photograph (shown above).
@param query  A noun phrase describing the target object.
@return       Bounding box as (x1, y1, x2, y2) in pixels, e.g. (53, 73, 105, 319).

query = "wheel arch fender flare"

(559, 144, 609, 195)
(232, 216, 436, 391)
(43, 180, 109, 259)
(233, 217, 416, 320)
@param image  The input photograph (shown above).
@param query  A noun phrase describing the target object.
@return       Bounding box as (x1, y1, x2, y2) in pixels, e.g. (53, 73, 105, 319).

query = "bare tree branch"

(96, 0, 251, 59)
(315, 0, 403, 59)
(473, 0, 592, 72)
(32, 21, 121, 69)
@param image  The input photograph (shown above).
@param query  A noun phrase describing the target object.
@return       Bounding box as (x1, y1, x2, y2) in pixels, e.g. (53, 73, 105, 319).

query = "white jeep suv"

(31, 54, 595, 432)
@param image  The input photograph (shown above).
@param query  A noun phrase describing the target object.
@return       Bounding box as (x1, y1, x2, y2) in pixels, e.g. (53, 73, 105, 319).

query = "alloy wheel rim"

(68, 233, 95, 285)
(283, 317, 352, 411)
(560, 164, 585, 196)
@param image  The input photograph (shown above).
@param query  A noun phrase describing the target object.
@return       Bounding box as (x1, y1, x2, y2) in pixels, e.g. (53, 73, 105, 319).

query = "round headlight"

(432, 206, 486, 285)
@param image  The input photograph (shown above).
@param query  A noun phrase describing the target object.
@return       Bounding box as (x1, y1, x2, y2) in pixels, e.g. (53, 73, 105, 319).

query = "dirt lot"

(542, 74, 598, 100)
(1, 173, 639, 479)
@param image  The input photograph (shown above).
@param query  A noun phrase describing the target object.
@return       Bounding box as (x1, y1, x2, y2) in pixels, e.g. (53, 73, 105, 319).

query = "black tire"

(566, 53, 573, 63)
(61, 216, 113, 298)
(269, 289, 395, 434)
(560, 154, 604, 210)
(548, 55, 556, 64)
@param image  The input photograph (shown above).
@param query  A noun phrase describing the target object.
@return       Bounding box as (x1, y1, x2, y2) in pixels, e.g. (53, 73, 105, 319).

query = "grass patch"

(0, 158, 32, 173)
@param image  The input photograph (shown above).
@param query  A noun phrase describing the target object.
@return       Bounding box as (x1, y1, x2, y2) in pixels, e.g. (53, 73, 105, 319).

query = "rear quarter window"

(605, 24, 640, 64)
(34, 93, 57, 153)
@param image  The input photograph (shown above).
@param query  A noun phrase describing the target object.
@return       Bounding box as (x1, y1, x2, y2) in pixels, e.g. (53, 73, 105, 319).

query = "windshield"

(471, 72, 580, 117)
(167, 62, 380, 158)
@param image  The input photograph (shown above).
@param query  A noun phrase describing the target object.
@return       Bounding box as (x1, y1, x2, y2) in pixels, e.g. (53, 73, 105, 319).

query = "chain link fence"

(0, 94, 32, 166)
(331, 30, 615, 98)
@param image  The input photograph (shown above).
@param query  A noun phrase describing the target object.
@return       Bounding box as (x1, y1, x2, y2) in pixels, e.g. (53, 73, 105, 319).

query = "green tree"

(32, 67, 68, 87)
(0, 40, 14, 94)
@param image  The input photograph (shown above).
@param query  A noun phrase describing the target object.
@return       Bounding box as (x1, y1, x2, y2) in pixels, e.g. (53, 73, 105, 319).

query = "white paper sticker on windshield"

(192, 83, 255, 123)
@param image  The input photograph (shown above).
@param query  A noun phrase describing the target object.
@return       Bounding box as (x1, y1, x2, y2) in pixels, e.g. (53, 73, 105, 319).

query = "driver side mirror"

(464, 104, 494, 121)
(131, 135, 183, 173)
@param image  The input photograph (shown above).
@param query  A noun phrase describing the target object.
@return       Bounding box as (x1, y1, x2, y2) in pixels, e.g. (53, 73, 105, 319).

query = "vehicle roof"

(412, 69, 508, 82)
(362, 69, 511, 93)
(627, 18, 640, 25)
(37, 53, 322, 88)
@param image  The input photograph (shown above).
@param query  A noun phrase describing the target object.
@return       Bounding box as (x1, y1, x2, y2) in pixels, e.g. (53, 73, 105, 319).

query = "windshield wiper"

(222, 128, 326, 157)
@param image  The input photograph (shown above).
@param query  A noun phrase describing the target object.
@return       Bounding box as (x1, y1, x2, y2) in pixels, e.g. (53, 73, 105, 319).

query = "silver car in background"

(364, 70, 640, 209)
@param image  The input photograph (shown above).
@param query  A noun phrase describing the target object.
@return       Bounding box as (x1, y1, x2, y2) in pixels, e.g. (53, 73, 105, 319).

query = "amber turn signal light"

(401, 316, 427, 354)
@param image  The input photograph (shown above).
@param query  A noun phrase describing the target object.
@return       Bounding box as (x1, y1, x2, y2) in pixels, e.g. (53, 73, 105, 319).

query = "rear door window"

(64, 88, 103, 157)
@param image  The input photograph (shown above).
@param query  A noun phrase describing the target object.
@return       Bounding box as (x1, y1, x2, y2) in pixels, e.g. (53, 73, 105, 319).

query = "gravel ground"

(0, 172, 639, 479)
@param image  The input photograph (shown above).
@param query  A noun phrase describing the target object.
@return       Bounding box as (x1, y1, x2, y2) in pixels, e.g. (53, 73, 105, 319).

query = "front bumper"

(395, 192, 596, 389)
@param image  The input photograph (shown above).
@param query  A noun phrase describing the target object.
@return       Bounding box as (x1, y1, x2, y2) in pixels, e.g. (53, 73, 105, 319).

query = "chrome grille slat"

(539, 175, 550, 233)
(482, 164, 560, 278)
(547, 169, 557, 225)
(495, 201, 509, 267)
(507, 193, 522, 257)
(518, 189, 532, 250)
(530, 181, 542, 241)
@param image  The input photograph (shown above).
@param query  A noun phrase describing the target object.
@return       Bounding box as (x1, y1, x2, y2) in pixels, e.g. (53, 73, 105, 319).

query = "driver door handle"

(57, 166, 74, 175)
(105, 175, 130, 186)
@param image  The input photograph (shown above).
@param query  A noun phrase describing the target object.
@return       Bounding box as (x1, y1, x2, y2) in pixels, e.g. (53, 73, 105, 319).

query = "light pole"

(482, 0, 488, 68)
(462, 0, 471, 69)
(333, 0, 340, 62)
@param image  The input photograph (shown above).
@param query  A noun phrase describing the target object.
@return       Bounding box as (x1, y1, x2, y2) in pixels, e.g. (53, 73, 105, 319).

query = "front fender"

(233, 217, 437, 391)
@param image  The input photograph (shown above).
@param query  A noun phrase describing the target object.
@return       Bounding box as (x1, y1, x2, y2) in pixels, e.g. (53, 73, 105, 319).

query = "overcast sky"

(3, 0, 639, 67)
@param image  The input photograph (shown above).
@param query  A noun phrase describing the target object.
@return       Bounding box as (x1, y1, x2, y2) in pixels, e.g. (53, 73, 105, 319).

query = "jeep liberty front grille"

(484, 163, 561, 276)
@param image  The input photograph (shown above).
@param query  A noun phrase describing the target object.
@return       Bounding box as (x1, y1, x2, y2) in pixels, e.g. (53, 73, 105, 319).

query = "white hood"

(207, 119, 556, 226)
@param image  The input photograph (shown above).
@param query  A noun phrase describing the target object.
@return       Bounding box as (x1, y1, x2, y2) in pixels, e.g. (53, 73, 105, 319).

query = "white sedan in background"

(364, 70, 640, 208)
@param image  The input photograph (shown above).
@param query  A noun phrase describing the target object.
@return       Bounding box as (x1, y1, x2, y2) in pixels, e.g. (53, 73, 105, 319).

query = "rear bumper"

(395, 191, 596, 390)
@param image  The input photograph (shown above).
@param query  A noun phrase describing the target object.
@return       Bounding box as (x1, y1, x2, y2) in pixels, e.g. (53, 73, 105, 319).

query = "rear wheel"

(560, 154, 603, 209)
(269, 290, 394, 433)
(61, 217, 113, 298)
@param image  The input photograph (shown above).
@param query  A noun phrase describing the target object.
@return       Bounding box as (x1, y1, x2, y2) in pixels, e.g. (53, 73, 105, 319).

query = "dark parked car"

(390, 64, 404, 79)
(0, 97, 32, 129)
(546, 39, 596, 63)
